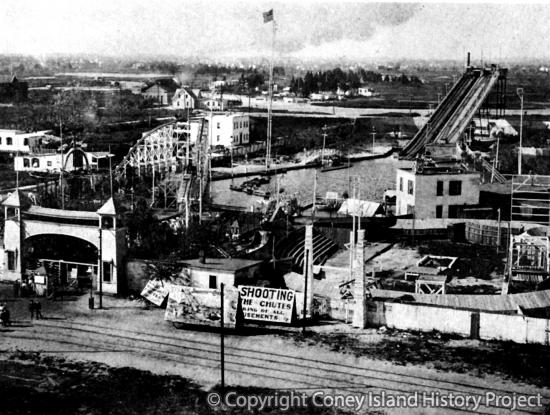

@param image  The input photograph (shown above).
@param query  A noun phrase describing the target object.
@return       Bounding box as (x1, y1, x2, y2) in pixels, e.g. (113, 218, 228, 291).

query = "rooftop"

(182, 258, 262, 272)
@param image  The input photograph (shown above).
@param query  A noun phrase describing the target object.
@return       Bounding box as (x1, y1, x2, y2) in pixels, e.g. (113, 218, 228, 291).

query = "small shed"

(181, 257, 263, 289)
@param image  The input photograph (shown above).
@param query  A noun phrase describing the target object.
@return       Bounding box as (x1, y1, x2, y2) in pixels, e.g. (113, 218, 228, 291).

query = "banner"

(164, 285, 238, 328)
(140, 280, 169, 306)
(239, 286, 294, 324)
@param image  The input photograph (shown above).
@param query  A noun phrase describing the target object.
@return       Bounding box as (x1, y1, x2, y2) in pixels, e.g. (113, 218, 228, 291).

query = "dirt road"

(1, 295, 549, 414)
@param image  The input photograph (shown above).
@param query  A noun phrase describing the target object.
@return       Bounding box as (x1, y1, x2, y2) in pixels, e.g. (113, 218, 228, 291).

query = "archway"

(24, 234, 98, 287)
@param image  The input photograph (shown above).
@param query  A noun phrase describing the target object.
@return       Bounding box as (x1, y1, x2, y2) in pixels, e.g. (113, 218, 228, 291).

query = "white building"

(172, 87, 199, 110)
(396, 162, 480, 219)
(357, 86, 377, 97)
(208, 112, 250, 148)
(0, 130, 59, 154)
(182, 257, 262, 289)
(14, 148, 113, 173)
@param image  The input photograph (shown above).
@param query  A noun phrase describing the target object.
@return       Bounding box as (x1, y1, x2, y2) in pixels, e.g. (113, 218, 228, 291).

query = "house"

(141, 78, 180, 105)
(208, 112, 250, 147)
(0, 130, 58, 154)
(172, 87, 199, 110)
(182, 257, 263, 289)
(357, 85, 377, 97)
(0, 75, 28, 102)
(395, 160, 480, 219)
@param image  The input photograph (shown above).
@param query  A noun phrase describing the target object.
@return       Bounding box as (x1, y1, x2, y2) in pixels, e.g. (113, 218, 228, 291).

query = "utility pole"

(220, 283, 225, 390)
(517, 88, 524, 175)
(265, 19, 276, 171)
(59, 119, 64, 210)
(492, 135, 500, 184)
(109, 145, 113, 199)
(311, 171, 317, 223)
(98, 226, 103, 309)
(371, 126, 376, 149)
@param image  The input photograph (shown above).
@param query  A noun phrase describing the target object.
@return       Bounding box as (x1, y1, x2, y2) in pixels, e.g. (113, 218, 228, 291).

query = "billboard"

(164, 285, 238, 328)
(238, 286, 295, 324)
(140, 280, 169, 306)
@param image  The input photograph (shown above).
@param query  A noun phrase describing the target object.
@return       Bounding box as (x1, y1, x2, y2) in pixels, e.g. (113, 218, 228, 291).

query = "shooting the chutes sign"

(239, 286, 295, 323)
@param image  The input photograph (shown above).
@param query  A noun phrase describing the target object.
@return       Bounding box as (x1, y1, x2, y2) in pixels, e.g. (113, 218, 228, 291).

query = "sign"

(140, 280, 169, 307)
(239, 286, 295, 324)
(164, 285, 238, 328)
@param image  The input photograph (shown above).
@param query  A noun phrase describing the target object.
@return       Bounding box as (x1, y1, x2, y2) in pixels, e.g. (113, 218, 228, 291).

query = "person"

(29, 299, 35, 319)
(13, 280, 20, 298)
(1, 305, 11, 327)
(35, 300, 43, 320)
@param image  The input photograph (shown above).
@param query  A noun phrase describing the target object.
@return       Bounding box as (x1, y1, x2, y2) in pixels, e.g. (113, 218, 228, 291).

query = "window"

(436, 205, 443, 218)
(0, 137, 2, 145)
(23, 158, 30, 167)
(47, 161, 52, 167)
(217, 135, 220, 142)
(6, 207, 17, 219)
(407, 180, 414, 195)
(448, 205, 460, 218)
(6, 137, 12, 145)
(209, 275, 217, 289)
(102, 261, 112, 282)
(23, 138, 29, 146)
(7, 251, 15, 271)
(399, 177, 403, 192)
(101, 216, 114, 229)
(32, 158, 40, 168)
(436, 181, 444, 196)
(449, 180, 462, 196)
(217, 122, 220, 129)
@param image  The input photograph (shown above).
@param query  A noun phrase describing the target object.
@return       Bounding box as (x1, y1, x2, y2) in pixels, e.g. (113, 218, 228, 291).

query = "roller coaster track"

(113, 121, 193, 181)
(401, 67, 503, 159)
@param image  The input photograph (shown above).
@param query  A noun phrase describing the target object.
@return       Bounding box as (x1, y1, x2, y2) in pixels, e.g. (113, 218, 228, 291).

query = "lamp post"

(517, 88, 524, 175)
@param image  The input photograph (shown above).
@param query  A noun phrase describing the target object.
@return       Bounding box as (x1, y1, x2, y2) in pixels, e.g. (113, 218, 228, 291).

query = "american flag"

(263, 9, 274, 23)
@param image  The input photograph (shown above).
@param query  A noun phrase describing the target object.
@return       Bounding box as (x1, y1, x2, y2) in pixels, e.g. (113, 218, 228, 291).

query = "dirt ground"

(1, 284, 550, 414)
(0, 353, 352, 415)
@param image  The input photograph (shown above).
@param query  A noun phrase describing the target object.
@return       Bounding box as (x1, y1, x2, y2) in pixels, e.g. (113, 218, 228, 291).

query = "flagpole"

(266, 17, 275, 171)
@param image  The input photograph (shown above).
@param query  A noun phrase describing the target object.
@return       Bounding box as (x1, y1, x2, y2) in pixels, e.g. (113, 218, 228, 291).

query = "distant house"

(357, 85, 377, 97)
(172, 87, 199, 110)
(200, 97, 241, 111)
(0, 75, 28, 103)
(141, 78, 180, 105)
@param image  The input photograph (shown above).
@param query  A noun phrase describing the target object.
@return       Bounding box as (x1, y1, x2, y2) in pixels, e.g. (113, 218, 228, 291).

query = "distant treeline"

(289, 68, 423, 97)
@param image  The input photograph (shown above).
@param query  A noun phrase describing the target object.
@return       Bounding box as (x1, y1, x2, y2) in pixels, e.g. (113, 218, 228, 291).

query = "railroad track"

(2, 319, 549, 415)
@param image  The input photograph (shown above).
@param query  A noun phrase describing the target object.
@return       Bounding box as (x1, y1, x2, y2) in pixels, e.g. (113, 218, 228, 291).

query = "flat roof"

(397, 167, 478, 176)
(182, 258, 262, 272)
(26, 206, 98, 221)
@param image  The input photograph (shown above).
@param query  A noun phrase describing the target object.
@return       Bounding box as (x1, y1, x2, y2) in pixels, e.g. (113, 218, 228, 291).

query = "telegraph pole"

(98, 226, 103, 309)
(220, 282, 225, 390)
(265, 18, 276, 170)
(517, 88, 524, 175)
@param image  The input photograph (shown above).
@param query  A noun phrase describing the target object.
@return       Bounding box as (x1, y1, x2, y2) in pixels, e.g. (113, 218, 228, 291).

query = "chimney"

(467, 52, 471, 67)
(199, 250, 206, 264)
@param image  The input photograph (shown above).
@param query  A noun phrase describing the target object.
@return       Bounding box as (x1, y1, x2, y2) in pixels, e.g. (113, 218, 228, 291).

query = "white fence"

(365, 301, 550, 345)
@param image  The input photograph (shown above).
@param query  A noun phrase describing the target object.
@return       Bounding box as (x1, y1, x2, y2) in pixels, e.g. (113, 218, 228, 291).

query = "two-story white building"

(208, 112, 250, 148)
(172, 87, 200, 110)
(396, 162, 480, 219)
(0, 130, 58, 154)
(14, 148, 113, 173)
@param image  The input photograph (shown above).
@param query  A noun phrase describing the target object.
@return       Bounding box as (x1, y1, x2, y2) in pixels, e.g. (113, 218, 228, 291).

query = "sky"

(2, 0, 550, 62)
